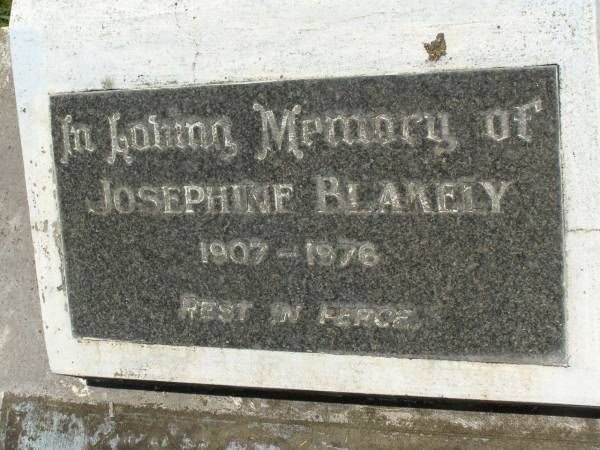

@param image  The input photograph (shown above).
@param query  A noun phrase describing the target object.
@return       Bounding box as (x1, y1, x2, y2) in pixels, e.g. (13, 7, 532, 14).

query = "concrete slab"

(3, 393, 600, 449)
(1, 25, 600, 450)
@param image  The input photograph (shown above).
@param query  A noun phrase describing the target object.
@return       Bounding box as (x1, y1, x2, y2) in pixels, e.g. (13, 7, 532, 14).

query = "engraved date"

(199, 239, 380, 267)
(199, 239, 268, 265)
(306, 240, 380, 268)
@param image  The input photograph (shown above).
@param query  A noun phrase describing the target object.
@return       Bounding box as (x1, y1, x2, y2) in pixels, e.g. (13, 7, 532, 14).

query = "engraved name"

(86, 177, 512, 215)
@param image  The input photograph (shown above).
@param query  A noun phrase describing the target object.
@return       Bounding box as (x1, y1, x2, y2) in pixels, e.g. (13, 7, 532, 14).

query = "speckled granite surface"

(50, 66, 563, 363)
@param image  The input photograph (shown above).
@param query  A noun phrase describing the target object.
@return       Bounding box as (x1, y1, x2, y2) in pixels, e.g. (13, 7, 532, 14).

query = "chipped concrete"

(1, 24, 600, 450)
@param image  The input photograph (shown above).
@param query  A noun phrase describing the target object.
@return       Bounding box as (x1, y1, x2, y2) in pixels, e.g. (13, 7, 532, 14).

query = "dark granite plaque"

(50, 66, 563, 364)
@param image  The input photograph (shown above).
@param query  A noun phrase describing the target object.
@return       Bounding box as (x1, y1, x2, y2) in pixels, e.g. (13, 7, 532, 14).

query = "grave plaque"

(13, 0, 600, 406)
(51, 67, 563, 363)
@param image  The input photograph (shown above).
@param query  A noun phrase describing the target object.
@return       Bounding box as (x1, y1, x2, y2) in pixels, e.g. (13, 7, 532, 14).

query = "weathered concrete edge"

(0, 30, 7, 294)
(0, 26, 8, 430)
(2, 392, 600, 445)
(1, 29, 11, 450)
(7, 393, 600, 449)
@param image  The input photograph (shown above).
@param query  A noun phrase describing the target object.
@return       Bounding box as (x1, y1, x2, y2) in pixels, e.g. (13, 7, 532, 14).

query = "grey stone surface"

(50, 66, 563, 363)
(4, 27, 600, 450)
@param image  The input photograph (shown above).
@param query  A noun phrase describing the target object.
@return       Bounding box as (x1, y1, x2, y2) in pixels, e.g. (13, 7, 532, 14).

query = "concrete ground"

(1, 27, 600, 449)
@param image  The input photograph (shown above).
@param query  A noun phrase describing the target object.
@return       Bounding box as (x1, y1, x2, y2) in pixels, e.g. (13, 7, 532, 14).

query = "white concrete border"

(8, 0, 600, 405)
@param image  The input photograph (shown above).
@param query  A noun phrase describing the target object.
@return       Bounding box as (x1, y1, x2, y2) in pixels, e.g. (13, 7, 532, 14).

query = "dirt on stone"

(425, 32, 447, 61)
